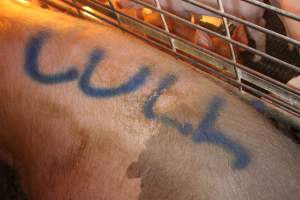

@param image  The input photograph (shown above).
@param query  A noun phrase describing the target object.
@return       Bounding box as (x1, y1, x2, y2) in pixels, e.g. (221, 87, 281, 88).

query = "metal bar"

(154, 0, 176, 51)
(54, 0, 118, 24)
(107, 0, 121, 26)
(216, 0, 241, 89)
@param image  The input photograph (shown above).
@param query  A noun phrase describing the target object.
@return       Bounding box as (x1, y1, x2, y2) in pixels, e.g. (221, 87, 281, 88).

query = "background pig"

(117, 0, 266, 56)
(270, 0, 300, 46)
(287, 76, 300, 90)
(0, 1, 299, 200)
(270, 0, 300, 90)
(113, 0, 214, 49)
(117, 0, 249, 60)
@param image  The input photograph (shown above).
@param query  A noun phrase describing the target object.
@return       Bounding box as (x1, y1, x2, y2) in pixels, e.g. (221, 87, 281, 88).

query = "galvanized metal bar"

(62, 0, 117, 24)
(216, 0, 237, 63)
(216, 0, 242, 89)
(72, 0, 82, 16)
(154, 0, 176, 51)
(107, 0, 121, 26)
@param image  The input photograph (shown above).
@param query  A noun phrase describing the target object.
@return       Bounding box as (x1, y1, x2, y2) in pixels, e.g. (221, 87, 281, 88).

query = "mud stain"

(36, 98, 71, 119)
(127, 91, 249, 199)
(126, 124, 211, 200)
(32, 97, 91, 176)
(49, 127, 89, 174)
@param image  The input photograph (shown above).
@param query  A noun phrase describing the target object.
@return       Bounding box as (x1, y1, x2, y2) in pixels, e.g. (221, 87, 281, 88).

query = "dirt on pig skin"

(0, 1, 299, 200)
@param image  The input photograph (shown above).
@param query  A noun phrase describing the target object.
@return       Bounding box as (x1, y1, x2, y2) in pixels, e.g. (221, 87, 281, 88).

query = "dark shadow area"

(0, 161, 27, 200)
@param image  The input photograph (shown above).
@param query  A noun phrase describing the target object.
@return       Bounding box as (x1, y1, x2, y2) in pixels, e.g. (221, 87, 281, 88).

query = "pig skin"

(0, 1, 299, 200)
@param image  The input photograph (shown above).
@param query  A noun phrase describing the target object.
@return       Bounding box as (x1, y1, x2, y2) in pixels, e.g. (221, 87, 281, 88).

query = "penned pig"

(270, 0, 300, 90)
(0, 1, 299, 200)
(117, 0, 266, 56)
(131, 7, 249, 60)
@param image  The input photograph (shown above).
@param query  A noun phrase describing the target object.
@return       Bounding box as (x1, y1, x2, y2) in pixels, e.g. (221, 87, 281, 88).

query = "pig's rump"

(0, 1, 299, 200)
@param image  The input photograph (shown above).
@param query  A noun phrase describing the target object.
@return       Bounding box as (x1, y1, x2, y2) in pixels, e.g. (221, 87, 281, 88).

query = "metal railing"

(30, 0, 300, 125)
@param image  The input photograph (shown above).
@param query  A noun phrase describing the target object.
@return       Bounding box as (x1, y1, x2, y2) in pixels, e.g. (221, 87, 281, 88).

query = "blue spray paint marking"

(144, 76, 249, 169)
(192, 96, 250, 170)
(25, 32, 79, 84)
(24, 32, 249, 170)
(250, 99, 266, 113)
(144, 75, 193, 135)
(79, 49, 150, 98)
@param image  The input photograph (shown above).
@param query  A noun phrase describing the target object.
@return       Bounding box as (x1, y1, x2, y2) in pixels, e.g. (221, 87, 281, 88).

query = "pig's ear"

(232, 24, 249, 50)
(195, 29, 213, 49)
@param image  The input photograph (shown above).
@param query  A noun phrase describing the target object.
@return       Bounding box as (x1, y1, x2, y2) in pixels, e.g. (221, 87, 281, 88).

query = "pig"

(144, 10, 213, 48)
(115, 0, 249, 60)
(110, 0, 215, 49)
(0, 0, 299, 200)
(287, 75, 300, 90)
(117, 0, 266, 59)
(270, 0, 300, 48)
(269, 0, 300, 90)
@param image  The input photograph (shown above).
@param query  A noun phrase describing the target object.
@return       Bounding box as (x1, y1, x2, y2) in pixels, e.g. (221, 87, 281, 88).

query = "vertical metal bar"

(217, 0, 242, 91)
(108, 0, 122, 26)
(154, 0, 176, 51)
(72, 0, 82, 16)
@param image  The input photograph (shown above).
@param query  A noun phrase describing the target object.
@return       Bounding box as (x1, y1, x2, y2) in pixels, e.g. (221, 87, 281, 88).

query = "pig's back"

(0, 1, 299, 200)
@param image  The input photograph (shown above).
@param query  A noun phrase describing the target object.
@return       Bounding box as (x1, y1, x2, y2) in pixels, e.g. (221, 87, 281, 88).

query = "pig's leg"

(194, 29, 213, 49)
(247, 18, 266, 62)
